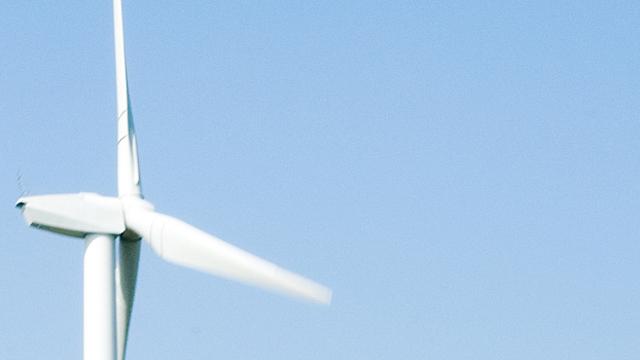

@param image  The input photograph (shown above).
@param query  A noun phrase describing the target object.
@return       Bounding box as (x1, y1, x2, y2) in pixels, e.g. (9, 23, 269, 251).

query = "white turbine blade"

(124, 208, 332, 304)
(115, 238, 140, 360)
(113, 1, 142, 358)
(114, 0, 142, 197)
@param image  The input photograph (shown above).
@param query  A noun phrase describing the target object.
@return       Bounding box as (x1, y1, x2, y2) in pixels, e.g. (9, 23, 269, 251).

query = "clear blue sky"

(1, 1, 639, 359)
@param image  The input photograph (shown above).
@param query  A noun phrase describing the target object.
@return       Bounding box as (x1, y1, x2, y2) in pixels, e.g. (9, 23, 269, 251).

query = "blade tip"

(313, 288, 333, 305)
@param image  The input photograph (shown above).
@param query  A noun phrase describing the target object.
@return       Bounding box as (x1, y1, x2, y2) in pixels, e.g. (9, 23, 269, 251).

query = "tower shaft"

(83, 234, 116, 360)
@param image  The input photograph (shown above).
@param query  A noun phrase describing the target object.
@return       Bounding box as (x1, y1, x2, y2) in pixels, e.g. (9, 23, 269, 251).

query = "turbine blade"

(124, 209, 332, 304)
(114, 0, 142, 197)
(115, 237, 140, 360)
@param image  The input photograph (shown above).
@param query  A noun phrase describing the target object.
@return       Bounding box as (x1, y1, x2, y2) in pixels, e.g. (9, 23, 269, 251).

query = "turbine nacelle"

(16, 193, 125, 238)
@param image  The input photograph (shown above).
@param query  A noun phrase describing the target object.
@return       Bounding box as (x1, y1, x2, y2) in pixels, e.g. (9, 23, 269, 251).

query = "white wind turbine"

(15, 1, 332, 360)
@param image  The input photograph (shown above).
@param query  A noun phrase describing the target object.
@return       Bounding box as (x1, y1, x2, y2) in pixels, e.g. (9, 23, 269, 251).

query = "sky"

(1, 1, 639, 359)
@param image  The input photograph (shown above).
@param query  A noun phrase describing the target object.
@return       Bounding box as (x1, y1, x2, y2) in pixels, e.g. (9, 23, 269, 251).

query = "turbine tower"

(15, 1, 332, 359)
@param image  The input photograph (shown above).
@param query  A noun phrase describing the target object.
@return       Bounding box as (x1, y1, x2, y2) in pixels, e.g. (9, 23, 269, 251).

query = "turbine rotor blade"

(124, 208, 332, 304)
(114, 0, 142, 197)
(115, 237, 140, 360)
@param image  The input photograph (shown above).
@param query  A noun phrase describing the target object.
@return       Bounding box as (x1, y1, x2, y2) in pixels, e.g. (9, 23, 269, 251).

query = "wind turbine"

(15, 1, 332, 359)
